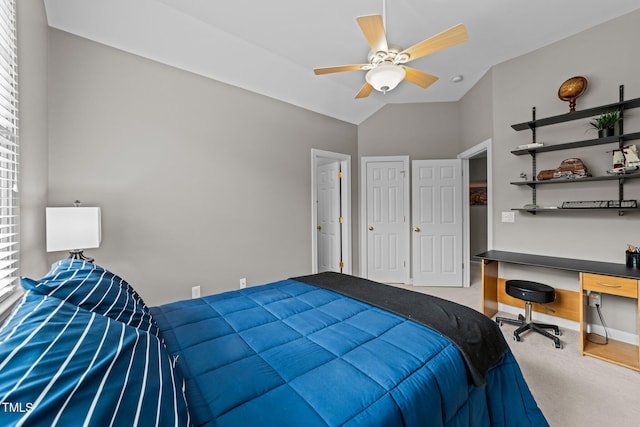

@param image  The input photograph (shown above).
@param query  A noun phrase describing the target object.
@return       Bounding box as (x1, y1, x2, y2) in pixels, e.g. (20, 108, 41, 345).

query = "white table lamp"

(46, 204, 102, 262)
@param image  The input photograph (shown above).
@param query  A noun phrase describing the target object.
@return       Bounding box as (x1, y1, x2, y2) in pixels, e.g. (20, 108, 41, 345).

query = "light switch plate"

(501, 211, 515, 223)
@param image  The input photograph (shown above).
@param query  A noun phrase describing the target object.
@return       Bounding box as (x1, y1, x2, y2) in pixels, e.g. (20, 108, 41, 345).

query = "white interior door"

(365, 160, 409, 283)
(412, 159, 463, 286)
(317, 161, 341, 273)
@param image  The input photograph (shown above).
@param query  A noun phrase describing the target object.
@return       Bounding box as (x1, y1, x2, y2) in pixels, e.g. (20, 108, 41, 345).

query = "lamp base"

(68, 250, 94, 263)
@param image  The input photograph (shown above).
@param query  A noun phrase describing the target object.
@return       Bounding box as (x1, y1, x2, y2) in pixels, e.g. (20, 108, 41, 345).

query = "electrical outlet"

(588, 292, 601, 308)
(191, 286, 201, 299)
(239, 278, 247, 289)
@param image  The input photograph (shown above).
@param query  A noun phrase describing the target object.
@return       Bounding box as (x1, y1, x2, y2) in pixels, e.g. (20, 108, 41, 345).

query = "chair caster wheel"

(513, 334, 521, 342)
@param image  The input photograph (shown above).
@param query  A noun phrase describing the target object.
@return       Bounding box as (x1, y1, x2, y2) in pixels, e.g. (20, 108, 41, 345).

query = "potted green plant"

(589, 111, 620, 138)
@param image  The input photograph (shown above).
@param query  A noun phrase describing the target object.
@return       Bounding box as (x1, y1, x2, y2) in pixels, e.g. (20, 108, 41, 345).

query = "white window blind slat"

(0, 144, 15, 156)
(0, 250, 17, 261)
(0, 0, 17, 308)
(0, 258, 16, 269)
(0, 271, 17, 284)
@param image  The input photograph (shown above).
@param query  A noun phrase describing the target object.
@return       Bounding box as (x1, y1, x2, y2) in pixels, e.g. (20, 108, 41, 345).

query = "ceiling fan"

(313, 14, 468, 99)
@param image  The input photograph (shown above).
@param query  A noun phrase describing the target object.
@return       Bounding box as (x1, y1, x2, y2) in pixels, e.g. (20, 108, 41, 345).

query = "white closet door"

(412, 159, 463, 286)
(365, 160, 409, 283)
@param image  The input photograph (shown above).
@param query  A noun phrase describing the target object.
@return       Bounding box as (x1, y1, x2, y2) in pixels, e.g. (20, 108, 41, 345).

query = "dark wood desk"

(477, 250, 640, 370)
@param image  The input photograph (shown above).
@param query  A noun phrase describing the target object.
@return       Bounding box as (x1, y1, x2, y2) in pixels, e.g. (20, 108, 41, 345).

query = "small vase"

(598, 127, 615, 138)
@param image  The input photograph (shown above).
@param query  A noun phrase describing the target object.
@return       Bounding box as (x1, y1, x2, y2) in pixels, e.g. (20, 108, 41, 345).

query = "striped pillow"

(0, 291, 190, 426)
(21, 259, 159, 336)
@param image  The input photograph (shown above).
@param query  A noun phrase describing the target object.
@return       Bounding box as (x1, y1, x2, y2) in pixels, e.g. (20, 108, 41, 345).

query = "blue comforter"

(151, 278, 548, 427)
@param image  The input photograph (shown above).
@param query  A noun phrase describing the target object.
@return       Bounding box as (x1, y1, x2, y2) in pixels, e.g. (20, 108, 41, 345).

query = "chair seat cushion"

(505, 280, 555, 304)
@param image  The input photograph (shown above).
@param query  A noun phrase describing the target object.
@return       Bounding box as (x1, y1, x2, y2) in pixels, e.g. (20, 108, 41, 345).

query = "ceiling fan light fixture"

(366, 63, 406, 93)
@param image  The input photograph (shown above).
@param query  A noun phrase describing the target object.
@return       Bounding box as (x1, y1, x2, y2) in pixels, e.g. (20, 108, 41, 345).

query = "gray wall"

(460, 70, 493, 151)
(355, 10, 640, 334)
(492, 9, 640, 263)
(17, 0, 49, 279)
(357, 68, 493, 158)
(46, 29, 357, 305)
(358, 102, 461, 158)
(18, 4, 640, 333)
(491, 10, 640, 333)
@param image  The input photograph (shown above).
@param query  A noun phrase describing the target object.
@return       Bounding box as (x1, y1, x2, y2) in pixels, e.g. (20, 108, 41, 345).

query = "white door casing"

(458, 139, 493, 287)
(311, 149, 351, 275)
(362, 157, 410, 284)
(317, 161, 341, 273)
(412, 159, 463, 286)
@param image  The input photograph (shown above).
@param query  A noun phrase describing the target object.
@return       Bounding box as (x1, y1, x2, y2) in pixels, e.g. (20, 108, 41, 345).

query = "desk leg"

(482, 259, 499, 318)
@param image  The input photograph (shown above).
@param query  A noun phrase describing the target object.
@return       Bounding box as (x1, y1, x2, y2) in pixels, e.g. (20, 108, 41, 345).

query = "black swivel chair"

(495, 279, 561, 348)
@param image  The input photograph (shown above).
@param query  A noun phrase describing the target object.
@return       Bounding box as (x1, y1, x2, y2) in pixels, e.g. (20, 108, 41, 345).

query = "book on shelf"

(516, 142, 544, 150)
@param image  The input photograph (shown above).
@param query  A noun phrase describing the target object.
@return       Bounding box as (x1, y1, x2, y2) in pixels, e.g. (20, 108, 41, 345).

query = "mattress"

(151, 274, 548, 427)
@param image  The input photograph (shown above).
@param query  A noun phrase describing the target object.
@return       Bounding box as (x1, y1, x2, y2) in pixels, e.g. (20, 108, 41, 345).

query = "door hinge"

(338, 171, 343, 179)
(339, 216, 344, 224)
(339, 261, 344, 269)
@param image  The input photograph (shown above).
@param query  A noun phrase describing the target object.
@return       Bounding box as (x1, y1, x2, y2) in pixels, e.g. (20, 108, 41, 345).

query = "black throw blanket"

(292, 272, 507, 387)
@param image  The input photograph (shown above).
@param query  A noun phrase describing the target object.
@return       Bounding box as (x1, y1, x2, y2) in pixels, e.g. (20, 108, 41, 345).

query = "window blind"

(0, 0, 18, 306)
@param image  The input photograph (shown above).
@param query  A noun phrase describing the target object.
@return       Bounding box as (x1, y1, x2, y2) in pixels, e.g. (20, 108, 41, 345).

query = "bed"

(0, 259, 548, 426)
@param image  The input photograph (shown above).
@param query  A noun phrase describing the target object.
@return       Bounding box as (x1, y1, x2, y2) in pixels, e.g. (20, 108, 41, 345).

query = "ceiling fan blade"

(314, 64, 368, 75)
(356, 14, 388, 53)
(403, 67, 439, 88)
(398, 23, 468, 62)
(355, 83, 374, 99)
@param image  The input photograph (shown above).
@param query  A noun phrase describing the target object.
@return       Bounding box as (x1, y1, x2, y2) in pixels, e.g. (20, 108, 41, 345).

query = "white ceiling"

(43, 0, 640, 124)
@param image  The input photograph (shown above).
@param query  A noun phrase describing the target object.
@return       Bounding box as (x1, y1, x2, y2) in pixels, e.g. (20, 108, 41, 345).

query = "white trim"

(360, 156, 410, 283)
(458, 139, 493, 287)
(311, 149, 352, 275)
(497, 302, 638, 345)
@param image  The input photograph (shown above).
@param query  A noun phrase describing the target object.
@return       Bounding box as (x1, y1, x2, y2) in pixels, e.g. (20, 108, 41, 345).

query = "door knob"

(368, 226, 374, 231)
(317, 225, 322, 230)
(414, 227, 421, 232)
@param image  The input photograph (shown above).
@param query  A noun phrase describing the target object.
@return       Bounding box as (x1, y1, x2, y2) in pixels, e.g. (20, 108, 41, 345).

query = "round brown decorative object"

(558, 76, 588, 112)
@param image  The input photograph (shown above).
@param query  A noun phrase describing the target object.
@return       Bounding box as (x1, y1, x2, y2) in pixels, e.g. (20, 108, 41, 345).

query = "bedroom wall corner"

(46, 29, 358, 305)
(17, 0, 49, 279)
(490, 9, 640, 335)
(357, 102, 462, 159)
(459, 69, 493, 152)
(491, 9, 640, 262)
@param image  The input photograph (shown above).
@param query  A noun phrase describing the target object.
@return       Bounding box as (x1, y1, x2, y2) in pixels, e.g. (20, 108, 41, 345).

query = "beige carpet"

(390, 266, 640, 427)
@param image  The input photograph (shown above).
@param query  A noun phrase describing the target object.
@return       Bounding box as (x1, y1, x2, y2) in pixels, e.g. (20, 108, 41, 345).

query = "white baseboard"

(498, 303, 579, 331)
(587, 323, 638, 346)
(497, 303, 637, 346)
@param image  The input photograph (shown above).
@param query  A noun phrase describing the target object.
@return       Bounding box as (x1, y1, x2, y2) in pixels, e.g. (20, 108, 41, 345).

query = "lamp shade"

(46, 207, 102, 252)
(365, 63, 406, 93)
